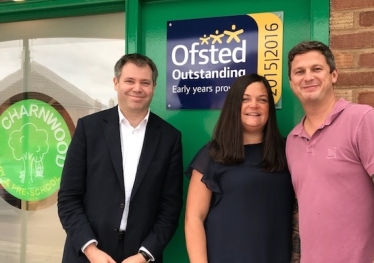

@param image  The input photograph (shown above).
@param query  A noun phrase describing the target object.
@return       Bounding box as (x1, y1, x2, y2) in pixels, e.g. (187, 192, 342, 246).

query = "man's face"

(113, 62, 155, 115)
(289, 50, 338, 104)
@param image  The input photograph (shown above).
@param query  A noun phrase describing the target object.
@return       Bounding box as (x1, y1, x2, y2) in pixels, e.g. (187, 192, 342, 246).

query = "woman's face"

(241, 81, 269, 134)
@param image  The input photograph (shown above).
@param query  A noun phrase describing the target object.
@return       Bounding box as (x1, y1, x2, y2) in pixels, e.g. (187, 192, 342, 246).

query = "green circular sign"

(0, 99, 71, 201)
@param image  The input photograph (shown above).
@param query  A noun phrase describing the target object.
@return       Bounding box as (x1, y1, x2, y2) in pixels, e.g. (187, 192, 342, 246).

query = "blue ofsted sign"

(167, 12, 283, 110)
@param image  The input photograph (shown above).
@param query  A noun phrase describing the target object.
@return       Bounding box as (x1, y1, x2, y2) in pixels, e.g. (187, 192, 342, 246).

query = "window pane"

(0, 12, 125, 262)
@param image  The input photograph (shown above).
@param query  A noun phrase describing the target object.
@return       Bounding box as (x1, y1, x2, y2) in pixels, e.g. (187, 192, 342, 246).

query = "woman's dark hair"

(209, 73, 287, 172)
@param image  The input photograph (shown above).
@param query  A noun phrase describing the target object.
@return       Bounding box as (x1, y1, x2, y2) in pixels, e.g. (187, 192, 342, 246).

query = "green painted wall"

(0, 0, 329, 262)
(126, 0, 329, 261)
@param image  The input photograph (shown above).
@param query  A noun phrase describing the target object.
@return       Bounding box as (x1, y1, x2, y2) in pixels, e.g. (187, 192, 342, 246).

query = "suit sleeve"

(141, 131, 184, 258)
(57, 118, 96, 255)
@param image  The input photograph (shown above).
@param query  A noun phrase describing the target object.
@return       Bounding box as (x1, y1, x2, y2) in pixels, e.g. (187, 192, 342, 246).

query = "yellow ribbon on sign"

(249, 12, 283, 105)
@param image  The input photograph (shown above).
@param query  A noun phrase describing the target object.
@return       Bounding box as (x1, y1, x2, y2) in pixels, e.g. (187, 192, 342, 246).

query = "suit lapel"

(102, 106, 124, 191)
(131, 113, 161, 200)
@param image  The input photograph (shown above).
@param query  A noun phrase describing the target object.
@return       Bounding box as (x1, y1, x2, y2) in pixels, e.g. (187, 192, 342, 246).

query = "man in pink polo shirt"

(286, 40, 374, 263)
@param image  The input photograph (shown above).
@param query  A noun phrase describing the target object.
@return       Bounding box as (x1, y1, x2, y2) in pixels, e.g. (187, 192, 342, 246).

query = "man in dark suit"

(58, 53, 183, 263)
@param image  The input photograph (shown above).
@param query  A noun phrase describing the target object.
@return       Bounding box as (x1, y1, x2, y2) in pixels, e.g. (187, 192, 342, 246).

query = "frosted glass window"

(0, 12, 125, 262)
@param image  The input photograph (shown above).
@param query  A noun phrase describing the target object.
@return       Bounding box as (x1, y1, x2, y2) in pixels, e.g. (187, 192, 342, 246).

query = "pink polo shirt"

(286, 98, 374, 263)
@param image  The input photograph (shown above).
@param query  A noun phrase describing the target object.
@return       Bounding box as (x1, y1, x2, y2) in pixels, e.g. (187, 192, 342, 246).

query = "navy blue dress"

(186, 143, 294, 263)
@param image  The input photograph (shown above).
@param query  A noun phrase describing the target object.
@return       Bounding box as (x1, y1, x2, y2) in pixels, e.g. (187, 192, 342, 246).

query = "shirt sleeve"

(81, 239, 98, 253)
(184, 143, 222, 207)
(357, 108, 374, 176)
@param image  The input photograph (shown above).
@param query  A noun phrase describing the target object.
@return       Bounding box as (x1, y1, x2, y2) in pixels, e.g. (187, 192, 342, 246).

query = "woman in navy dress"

(185, 74, 295, 263)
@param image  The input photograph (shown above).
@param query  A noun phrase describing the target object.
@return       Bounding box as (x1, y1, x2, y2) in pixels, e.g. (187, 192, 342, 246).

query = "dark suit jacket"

(58, 106, 183, 263)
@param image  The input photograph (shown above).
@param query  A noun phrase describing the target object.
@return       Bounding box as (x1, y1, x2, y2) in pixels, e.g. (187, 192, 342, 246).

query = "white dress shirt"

(118, 109, 148, 230)
(118, 108, 154, 260)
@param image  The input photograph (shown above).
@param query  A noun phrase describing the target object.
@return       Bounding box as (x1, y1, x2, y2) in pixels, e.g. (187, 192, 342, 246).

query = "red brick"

(359, 11, 374, 27)
(359, 53, 374, 68)
(331, 0, 374, 10)
(330, 12, 354, 30)
(334, 51, 355, 69)
(358, 91, 374, 107)
(337, 71, 374, 86)
(334, 89, 353, 101)
(331, 32, 374, 49)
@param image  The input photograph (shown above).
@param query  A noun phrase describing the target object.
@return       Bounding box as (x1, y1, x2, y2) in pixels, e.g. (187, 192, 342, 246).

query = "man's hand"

(121, 253, 148, 263)
(84, 243, 116, 263)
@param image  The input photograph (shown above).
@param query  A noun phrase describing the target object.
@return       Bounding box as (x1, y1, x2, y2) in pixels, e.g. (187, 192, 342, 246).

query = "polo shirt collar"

(290, 98, 349, 136)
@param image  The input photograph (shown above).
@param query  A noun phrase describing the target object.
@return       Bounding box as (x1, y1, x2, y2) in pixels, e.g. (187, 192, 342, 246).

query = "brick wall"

(330, 0, 374, 107)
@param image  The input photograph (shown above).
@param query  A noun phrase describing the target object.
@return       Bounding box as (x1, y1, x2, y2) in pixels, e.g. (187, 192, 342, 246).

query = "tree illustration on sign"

(8, 123, 49, 184)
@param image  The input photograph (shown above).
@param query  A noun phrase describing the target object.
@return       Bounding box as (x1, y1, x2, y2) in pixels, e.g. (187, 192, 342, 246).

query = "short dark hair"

(288, 40, 336, 79)
(114, 53, 158, 84)
(209, 73, 287, 172)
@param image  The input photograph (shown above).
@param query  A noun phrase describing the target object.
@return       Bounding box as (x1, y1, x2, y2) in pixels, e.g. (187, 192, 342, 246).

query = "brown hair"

(288, 40, 336, 79)
(209, 73, 287, 172)
(114, 53, 158, 84)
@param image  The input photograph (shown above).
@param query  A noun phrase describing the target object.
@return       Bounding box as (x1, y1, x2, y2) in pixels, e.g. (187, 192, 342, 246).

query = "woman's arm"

(185, 169, 212, 263)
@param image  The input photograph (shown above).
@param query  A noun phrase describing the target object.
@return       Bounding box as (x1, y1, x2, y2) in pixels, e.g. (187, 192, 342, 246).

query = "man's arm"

(291, 199, 301, 263)
(357, 110, 374, 186)
(57, 118, 97, 253)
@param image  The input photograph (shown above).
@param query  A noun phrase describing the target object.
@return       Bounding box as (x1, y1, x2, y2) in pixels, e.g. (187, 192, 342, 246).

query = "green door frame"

(0, 0, 125, 23)
(0, 0, 329, 61)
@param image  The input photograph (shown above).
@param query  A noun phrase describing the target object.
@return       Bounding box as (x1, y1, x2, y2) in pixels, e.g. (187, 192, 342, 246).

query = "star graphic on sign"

(224, 24, 244, 43)
(200, 34, 210, 45)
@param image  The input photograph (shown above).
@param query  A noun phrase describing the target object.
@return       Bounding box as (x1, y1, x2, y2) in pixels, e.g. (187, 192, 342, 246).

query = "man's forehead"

(291, 53, 327, 66)
(121, 64, 152, 76)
